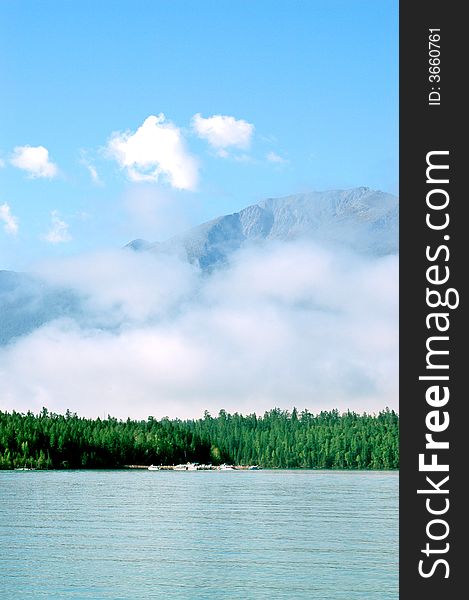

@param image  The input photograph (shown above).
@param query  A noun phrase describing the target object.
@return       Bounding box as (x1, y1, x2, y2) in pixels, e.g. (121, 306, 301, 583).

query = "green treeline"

(0, 407, 399, 470)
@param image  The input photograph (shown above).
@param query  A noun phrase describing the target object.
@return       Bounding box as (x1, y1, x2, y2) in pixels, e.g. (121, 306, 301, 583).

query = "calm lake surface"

(0, 470, 398, 599)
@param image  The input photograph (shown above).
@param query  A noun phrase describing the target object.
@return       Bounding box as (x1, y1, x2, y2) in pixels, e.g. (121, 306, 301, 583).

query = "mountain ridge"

(126, 187, 398, 269)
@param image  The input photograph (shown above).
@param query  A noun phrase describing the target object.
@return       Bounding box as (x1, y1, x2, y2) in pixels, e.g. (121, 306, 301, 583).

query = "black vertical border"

(400, 2, 465, 597)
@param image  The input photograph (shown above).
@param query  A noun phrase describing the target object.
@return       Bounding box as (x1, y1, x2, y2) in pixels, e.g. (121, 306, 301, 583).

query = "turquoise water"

(0, 470, 398, 599)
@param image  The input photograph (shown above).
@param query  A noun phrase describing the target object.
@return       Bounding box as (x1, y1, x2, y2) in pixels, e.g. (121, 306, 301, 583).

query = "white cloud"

(266, 151, 288, 164)
(82, 159, 103, 185)
(107, 114, 199, 190)
(0, 202, 19, 235)
(87, 163, 101, 184)
(42, 211, 71, 244)
(10, 145, 59, 178)
(192, 113, 254, 155)
(0, 158, 5, 168)
(79, 150, 103, 186)
(0, 242, 398, 420)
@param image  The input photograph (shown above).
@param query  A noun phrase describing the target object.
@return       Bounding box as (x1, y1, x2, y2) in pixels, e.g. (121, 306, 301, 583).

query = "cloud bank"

(10, 145, 59, 178)
(107, 114, 199, 190)
(0, 241, 398, 420)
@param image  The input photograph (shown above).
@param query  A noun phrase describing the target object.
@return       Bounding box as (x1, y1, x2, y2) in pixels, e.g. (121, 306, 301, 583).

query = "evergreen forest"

(0, 408, 399, 470)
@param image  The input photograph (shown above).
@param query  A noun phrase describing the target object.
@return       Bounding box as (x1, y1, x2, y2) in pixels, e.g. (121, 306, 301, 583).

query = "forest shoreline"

(1, 407, 399, 471)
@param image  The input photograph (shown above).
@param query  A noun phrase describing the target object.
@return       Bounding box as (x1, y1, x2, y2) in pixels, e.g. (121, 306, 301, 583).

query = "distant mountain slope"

(0, 271, 80, 345)
(127, 187, 398, 269)
(1, 188, 398, 346)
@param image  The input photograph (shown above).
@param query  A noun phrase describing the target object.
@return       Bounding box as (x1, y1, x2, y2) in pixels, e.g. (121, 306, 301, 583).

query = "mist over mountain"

(0, 271, 81, 346)
(0, 188, 398, 349)
(127, 187, 398, 269)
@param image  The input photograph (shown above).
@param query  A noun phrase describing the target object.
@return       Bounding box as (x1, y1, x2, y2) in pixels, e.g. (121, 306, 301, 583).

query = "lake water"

(0, 470, 398, 599)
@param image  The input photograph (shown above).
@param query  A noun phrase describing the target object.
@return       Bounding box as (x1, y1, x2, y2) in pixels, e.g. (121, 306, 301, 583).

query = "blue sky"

(0, 0, 398, 270)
